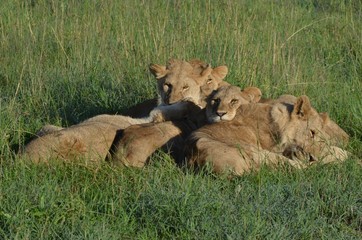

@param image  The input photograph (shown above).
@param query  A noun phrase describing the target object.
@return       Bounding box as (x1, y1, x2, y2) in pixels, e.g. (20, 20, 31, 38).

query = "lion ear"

(211, 66, 228, 80)
(320, 112, 330, 124)
(241, 87, 262, 103)
(149, 64, 167, 79)
(200, 65, 212, 77)
(293, 95, 312, 119)
(188, 59, 210, 69)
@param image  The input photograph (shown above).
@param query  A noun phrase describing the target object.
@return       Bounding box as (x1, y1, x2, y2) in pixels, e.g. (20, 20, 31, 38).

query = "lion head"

(189, 60, 229, 105)
(206, 85, 262, 123)
(149, 59, 228, 108)
(271, 95, 349, 158)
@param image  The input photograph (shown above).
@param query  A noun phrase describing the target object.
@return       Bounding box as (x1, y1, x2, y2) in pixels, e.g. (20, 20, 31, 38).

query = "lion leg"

(21, 130, 86, 163)
(187, 139, 307, 176)
(312, 146, 349, 165)
(109, 121, 183, 167)
(149, 101, 202, 123)
(22, 122, 120, 163)
(187, 138, 247, 175)
(249, 147, 307, 170)
(82, 114, 151, 127)
(280, 144, 349, 167)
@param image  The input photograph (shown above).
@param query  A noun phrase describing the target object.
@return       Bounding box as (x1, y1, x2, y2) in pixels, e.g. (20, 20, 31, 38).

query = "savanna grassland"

(0, 0, 361, 239)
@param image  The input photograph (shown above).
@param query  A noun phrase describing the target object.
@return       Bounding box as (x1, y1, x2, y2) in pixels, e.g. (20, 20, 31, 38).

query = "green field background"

(0, 0, 361, 238)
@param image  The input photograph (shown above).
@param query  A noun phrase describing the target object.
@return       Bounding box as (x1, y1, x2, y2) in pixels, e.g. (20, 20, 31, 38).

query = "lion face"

(272, 95, 349, 156)
(149, 59, 228, 107)
(206, 85, 262, 123)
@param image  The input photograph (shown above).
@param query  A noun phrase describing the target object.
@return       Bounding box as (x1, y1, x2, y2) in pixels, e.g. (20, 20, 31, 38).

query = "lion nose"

(216, 111, 227, 117)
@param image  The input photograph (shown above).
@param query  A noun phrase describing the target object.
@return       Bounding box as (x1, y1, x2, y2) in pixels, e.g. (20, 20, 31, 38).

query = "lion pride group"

(21, 59, 350, 176)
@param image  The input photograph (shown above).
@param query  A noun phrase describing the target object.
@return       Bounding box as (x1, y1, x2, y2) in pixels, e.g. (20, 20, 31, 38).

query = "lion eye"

(182, 85, 189, 91)
(230, 99, 238, 105)
(310, 130, 316, 138)
(206, 78, 213, 84)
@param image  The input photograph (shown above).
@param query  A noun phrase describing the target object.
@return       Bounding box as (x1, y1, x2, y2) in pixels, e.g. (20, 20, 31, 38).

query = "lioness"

(108, 85, 263, 167)
(21, 59, 228, 162)
(186, 93, 350, 176)
(147, 59, 229, 122)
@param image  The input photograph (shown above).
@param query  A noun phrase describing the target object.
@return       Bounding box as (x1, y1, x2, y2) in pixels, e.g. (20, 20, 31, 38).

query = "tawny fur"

(186, 95, 349, 176)
(109, 85, 263, 167)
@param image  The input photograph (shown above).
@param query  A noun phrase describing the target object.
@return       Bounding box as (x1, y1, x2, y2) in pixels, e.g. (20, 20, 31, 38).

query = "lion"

(185, 94, 350, 176)
(108, 85, 263, 167)
(147, 59, 229, 122)
(21, 114, 152, 163)
(21, 59, 229, 163)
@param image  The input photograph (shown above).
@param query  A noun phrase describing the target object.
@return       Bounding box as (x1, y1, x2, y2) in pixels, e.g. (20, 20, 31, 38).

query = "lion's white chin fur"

(206, 114, 236, 123)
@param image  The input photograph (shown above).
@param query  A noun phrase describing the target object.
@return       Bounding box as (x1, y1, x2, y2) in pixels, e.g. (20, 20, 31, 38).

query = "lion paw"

(282, 144, 316, 164)
(149, 109, 166, 123)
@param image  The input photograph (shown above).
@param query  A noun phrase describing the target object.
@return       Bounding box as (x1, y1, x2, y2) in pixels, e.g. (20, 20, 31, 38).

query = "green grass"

(0, 0, 361, 238)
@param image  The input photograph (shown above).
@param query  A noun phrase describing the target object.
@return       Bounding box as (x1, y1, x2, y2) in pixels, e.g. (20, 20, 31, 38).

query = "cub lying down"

(20, 59, 228, 162)
(186, 89, 350, 175)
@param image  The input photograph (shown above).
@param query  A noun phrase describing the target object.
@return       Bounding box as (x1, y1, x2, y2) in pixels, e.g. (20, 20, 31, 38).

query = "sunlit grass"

(0, 0, 361, 238)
